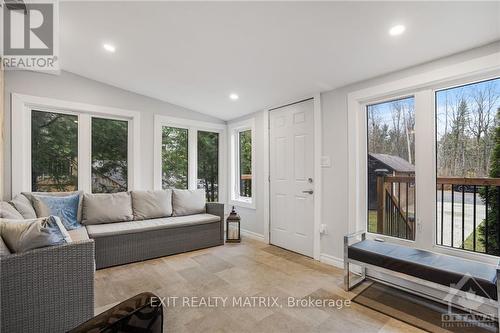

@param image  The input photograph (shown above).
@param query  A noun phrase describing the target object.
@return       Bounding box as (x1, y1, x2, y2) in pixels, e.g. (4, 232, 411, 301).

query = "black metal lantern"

(226, 206, 241, 243)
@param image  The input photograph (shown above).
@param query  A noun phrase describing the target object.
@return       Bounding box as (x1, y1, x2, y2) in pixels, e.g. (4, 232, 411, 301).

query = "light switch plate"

(320, 156, 331, 168)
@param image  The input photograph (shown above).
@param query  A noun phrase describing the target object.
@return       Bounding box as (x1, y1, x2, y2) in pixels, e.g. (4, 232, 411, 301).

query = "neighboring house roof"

(369, 153, 415, 173)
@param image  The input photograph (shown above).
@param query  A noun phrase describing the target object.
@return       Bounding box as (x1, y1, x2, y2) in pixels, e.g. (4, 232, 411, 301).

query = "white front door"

(270, 99, 314, 257)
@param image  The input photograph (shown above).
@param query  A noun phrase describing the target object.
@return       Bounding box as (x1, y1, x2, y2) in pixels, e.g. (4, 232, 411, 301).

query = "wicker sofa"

(0, 189, 224, 333)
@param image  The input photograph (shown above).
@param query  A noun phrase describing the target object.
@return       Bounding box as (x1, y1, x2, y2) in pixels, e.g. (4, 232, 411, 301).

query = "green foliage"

(197, 131, 219, 202)
(239, 130, 252, 197)
(478, 108, 500, 255)
(91, 118, 128, 193)
(31, 111, 78, 192)
(162, 127, 188, 189)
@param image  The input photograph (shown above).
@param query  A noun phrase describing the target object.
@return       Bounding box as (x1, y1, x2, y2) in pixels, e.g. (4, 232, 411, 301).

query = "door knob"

(302, 190, 314, 194)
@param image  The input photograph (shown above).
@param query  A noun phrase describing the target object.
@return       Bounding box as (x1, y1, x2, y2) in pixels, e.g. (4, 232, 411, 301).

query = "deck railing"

(375, 173, 500, 255)
(240, 174, 252, 197)
(436, 177, 500, 255)
(376, 174, 415, 241)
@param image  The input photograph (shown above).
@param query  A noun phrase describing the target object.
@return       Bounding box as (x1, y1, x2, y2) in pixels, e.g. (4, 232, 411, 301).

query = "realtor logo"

(1, 0, 59, 70)
(441, 273, 496, 329)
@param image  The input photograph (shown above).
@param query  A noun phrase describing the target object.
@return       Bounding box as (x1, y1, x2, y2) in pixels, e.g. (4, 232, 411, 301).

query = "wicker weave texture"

(0, 240, 95, 333)
(94, 221, 222, 269)
(94, 203, 224, 269)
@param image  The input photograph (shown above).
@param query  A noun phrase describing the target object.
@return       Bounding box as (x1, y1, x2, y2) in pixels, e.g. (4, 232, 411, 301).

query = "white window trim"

(347, 52, 500, 265)
(228, 118, 256, 209)
(11, 93, 141, 195)
(153, 115, 226, 202)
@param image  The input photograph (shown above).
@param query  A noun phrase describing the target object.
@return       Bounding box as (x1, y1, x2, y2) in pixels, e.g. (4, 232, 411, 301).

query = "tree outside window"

(91, 117, 128, 193)
(197, 131, 219, 202)
(162, 126, 188, 189)
(31, 111, 78, 192)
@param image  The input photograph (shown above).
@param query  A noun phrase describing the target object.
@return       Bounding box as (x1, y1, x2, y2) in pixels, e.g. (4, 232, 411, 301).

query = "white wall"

(2, 70, 224, 199)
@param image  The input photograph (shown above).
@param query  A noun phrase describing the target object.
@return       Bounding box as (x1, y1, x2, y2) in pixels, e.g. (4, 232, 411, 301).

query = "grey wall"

(3, 70, 225, 199)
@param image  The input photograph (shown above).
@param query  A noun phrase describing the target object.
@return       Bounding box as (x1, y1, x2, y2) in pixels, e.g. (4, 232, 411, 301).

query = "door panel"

(270, 99, 314, 257)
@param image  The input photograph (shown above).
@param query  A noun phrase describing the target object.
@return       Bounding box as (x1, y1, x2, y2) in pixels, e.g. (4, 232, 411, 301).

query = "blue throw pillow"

(33, 193, 81, 230)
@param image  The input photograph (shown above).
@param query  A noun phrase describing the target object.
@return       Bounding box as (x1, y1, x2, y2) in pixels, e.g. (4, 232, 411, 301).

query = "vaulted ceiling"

(60, 1, 500, 120)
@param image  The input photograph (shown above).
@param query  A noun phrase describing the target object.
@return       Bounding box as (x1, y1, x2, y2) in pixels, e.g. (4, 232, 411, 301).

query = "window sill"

(229, 198, 256, 210)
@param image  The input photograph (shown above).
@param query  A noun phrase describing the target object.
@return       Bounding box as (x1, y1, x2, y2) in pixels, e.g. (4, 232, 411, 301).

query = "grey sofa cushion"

(86, 213, 220, 238)
(82, 192, 134, 225)
(0, 237, 11, 257)
(0, 216, 71, 253)
(0, 201, 24, 219)
(23, 191, 84, 222)
(172, 189, 206, 216)
(10, 194, 37, 219)
(131, 190, 172, 220)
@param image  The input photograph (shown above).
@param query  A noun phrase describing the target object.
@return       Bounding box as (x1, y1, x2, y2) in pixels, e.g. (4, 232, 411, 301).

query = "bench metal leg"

(344, 233, 366, 291)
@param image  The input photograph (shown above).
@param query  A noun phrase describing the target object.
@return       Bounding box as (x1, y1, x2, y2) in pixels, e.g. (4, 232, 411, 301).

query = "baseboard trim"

(241, 229, 265, 242)
(319, 253, 344, 269)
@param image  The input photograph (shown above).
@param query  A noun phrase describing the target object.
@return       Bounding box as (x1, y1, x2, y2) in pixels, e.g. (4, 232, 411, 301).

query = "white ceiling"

(60, 1, 500, 121)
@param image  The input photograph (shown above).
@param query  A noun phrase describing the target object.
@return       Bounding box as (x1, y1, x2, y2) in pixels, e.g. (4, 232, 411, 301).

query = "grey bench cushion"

(86, 214, 220, 238)
(348, 239, 498, 300)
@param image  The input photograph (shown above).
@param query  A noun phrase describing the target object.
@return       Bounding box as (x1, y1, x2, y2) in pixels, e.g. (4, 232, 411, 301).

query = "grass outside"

(368, 210, 377, 233)
(463, 222, 485, 253)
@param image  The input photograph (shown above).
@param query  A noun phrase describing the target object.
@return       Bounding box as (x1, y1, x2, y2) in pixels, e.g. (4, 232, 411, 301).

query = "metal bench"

(344, 231, 500, 327)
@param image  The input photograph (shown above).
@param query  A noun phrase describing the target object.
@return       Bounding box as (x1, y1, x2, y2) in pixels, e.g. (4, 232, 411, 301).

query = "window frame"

(11, 94, 141, 195)
(228, 118, 256, 209)
(153, 115, 226, 201)
(347, 52, 500, 265)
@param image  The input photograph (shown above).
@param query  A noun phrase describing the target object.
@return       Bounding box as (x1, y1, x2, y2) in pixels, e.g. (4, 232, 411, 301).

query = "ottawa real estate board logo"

(1, 0, 59, 70)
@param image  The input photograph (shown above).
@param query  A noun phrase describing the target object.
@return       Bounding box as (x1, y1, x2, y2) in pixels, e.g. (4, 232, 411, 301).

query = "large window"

(13, 96, 138, 196)
(239, 130, 252, 198)
(436, 77, 500, 255)
(197, 131, 219, 202)
(91, 117, 128, 193)
(228, 119, 254, 208)
(154, 116, 225, 196)
(31, 111, 78, 192)
(162, 126, 189, 189)
(367, 97, 416, 240)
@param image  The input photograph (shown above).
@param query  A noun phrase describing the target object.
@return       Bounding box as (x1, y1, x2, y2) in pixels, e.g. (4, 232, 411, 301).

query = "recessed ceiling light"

(103, 43, 116, 53)
(229, 93, 239, 100)
(389, 24, 406, 36)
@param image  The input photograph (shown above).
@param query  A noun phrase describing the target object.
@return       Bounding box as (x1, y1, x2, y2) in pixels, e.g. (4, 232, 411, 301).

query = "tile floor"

(95, 238, 424, 333)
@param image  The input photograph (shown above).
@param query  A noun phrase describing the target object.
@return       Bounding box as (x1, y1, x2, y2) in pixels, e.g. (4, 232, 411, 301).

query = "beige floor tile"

(94, 238, 430, 333)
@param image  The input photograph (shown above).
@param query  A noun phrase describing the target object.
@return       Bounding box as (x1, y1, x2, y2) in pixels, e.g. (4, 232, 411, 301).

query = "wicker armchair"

(0, 240, 95, 333)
